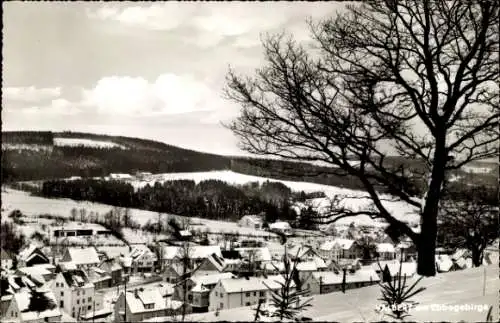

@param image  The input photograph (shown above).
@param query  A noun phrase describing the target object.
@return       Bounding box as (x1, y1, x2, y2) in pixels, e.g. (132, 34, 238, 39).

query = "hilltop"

(2, 131, 497, 192)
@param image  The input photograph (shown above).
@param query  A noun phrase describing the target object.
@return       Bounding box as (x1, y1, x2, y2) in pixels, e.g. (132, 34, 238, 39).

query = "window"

(215, 291, 218, 296)
(83, 290, 85, 295)
(82, 298, 85, 303)
(61, 291, 64, 296)
(77, 291, 80, 296)
(88, 297, 91, 302)
(55, 282, 59, 287)
(188, 294, 193, 302)
(60, 301, 64, 308)
(245, 302, 251, 306)
(259, 291, 265, 297)
(88, 305, 91, 310)
(77, 300, 80, 304)
(245, 292, 250, 297)
(220, 293, 223, 298)
(253, 291, 256, 296)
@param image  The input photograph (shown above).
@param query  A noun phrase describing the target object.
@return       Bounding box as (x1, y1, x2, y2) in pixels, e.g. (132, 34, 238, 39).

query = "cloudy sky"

(2, 2, 344, 155)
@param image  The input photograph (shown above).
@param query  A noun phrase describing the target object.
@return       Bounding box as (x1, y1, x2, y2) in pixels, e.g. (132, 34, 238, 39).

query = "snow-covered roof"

(161, 246, 180, 260)
(97, 246, 130, 259)
(14, 290, 61, 321)
(262, 261, 286, 272)
(313, 268, 380, 285)
(125, 289, 166, 314)
(435, 255, 453, 272)
(66, 247, 100, 265)
(61, 269, 93, 288)
(451, 248, 471, 261)
(240, 215, 264, 224)
(191, 273, 234, 292)
(220, 275, 294, 293)
(130, 246, 157, 261)
(383, 261, 417, 277)
(235, 247, 272, 262)
(376, 243, 396, 253)
(319, 238, 355, 251)
(312, 271, 343, 285)
(296, 261, 318, 272)
(190, 246, 222, 260)
(269, 221, 291, 230)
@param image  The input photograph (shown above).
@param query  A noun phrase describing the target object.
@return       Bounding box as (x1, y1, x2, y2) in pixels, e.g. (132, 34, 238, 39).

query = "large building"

(208, 275, 295, 311)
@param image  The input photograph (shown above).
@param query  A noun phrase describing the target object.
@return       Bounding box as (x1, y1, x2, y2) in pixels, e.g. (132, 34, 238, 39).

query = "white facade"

(238, 215, 264, 230)
(208, 276, 294, 311)
(50, 272, 96, 319)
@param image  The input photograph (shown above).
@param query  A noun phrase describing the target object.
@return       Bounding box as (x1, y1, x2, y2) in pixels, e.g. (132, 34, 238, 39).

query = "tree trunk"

(416, 141, 447, 277)
(471, 248, 482, 267)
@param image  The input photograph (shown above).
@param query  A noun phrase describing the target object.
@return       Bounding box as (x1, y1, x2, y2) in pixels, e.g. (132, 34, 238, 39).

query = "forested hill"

(2, 131, 497, 192)
(2, 131, 231, 181)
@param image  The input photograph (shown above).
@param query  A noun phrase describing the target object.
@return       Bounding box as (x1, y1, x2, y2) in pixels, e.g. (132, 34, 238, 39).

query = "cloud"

(3, 86, 62, 103)
(82, 74, 226, 116)
(86, 3, 341, 48)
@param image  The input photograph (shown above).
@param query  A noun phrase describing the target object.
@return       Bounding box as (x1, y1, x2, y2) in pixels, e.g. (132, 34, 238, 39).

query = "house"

(3, 289, 62, 323)
(435, 254, 454, 273)
(374, 261, 417, 281)
(109, 173, 133, 180)
(2, 276, 42, 295)
(161, 263, 183, 284)
(235, 247, 272, 275)
(395, 242, 417, 261)
(98, 259, 123, 287)
(129, 246, 157, 273)
(376, 243, 396, 260)
(208, 275, 295, 311)
(114, 288, 182, 323)
(50, 266, 97, 319)
(269, 221, 292, 235)
(16, 264, 56, 285)
(319, 239, 362, 261)
(61, 247, 100, 272)
(192, 253, 227, 277)
(18, 245, 50, 268)
(238, 215, 264, 230)
(88, 267, 112, 290)
(1, 295, 12, 318)
(303, 267, 380, 295)
(173, 272, 234, 313)
(1, 249, 14, 271)
(135, 172, 153, 181)
(287, 245, 321, 260)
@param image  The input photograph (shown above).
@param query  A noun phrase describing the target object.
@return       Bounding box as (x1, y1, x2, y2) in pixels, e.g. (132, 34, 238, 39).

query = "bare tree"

(438, 185, 498, 266)
(224, 0, 499, 276)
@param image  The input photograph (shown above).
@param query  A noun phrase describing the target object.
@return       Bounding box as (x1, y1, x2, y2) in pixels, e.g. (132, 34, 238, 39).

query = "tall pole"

(124, 277, 127, 323)
(92, 288, 95, 323)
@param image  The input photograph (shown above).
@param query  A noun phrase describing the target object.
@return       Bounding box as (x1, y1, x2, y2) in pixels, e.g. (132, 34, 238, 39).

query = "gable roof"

(240, 215, 263, 224)
(319, 238, 355, 251)
(219, 275, 294, 293)
(235, 247, 272, 262)
(66, 247, 100, 265)
(60, 269, 92, 288)
(376, 243, 396, 253)
(125, 289, 166, 314)
(191, 273, 234, 292)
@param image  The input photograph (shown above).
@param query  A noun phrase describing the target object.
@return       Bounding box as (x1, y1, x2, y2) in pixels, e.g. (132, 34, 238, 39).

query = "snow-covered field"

(1, 188, 280, 240)
(53, 137, 127, 149)
(186, 264, 499, 322)
(127, 170, 421, 226)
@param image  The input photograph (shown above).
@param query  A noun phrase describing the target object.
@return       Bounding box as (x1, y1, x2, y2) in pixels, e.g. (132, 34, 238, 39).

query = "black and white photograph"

(1, 1, 498, 322)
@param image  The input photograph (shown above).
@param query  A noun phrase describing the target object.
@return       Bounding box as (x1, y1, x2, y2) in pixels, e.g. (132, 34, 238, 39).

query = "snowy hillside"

(127, 170, 421, 226)
(53, 137, 127, 149)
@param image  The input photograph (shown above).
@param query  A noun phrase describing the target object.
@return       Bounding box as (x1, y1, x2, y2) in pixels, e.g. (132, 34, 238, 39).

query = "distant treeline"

(2, 131, 54, 145)
(3, 131, 497, 193)
(40, 179, 303, 223)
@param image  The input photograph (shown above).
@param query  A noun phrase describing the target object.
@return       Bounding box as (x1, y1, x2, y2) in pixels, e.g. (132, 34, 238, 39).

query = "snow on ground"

(53, 137, 127, 149)
(128, 170, 421, 226)
(186, 265, 499, 322)
(1, 188, 279, 239)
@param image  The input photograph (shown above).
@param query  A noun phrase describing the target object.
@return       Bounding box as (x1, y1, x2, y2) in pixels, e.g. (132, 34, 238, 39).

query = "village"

(1, 185, 497, 323)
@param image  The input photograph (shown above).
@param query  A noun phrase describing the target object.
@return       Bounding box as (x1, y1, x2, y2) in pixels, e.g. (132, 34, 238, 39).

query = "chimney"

(134, 289, 139, 298)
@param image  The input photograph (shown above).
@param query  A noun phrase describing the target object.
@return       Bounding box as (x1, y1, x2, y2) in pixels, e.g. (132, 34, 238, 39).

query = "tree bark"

(417, 140, 447, 276)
